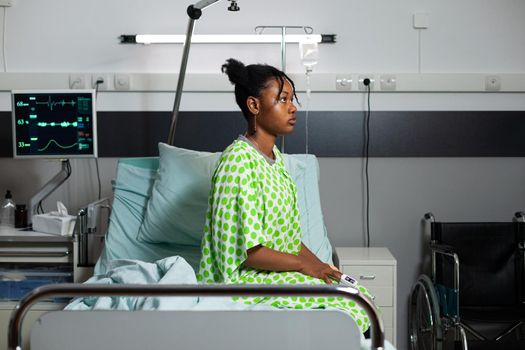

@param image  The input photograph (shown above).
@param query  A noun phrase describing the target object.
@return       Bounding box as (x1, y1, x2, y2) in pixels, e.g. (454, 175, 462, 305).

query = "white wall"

(1, 1, 525, 348)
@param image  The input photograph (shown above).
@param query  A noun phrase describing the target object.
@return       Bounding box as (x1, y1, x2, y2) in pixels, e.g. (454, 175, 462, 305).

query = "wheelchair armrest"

(430, 243, 460, 291)
(430, 243, 457, 256)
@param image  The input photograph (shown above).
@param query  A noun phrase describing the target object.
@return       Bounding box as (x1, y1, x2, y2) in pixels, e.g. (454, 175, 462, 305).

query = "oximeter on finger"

(339, 274, 358, 287)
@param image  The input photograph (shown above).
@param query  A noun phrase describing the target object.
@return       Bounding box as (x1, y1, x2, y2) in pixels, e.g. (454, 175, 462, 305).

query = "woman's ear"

(246, 96, 260, 116)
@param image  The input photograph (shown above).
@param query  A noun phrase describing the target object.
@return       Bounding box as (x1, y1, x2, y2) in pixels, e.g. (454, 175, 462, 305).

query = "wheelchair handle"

(424, 212, 435, 223)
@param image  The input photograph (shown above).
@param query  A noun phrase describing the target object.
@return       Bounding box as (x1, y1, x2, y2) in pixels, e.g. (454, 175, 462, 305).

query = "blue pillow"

(136, 143, 221, 246)
(95, 157, 203, 274)
(289, 155, 332, 263)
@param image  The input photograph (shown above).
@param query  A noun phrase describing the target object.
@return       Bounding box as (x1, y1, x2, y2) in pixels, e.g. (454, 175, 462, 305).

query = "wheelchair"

(409, 212, 525, 350)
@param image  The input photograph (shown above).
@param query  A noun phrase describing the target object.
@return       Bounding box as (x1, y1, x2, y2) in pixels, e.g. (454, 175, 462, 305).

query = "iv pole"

(254, 26, 315, 153)
(167, 0, 239, 145)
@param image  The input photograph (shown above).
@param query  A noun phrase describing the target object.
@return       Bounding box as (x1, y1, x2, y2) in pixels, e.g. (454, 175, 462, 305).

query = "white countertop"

(335, 247, 397, 265)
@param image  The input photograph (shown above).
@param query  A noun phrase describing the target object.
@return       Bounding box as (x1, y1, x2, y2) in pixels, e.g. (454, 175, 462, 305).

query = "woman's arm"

(244, 244, 341, 283)
(299, 243, 341, 273)
(298, 243, 323, 264)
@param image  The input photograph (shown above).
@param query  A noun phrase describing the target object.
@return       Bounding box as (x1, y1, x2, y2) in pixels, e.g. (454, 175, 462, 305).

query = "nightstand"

(0, 227, 93, 350)
(335, 247, 397, 346)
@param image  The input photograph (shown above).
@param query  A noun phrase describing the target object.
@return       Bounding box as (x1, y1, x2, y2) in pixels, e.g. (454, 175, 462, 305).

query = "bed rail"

(8, 283, 385, 350)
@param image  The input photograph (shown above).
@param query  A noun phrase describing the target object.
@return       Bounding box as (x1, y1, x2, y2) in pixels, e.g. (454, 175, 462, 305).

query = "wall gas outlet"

(358, 75, 375, 90)
(92, 74, 110, 90)
(69, 74, 86, 89)
(114, 74, 130, 90)
(335, 75, 352, 91)
(380, 74, 397, 91)
(485, 75, 501, 91)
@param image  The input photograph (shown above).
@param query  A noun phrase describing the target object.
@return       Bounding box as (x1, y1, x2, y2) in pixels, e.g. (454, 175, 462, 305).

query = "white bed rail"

(8, 283, 385, 350)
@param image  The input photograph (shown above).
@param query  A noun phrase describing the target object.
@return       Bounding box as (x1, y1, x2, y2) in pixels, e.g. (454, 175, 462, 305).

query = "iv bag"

(299, 35, 319, 70)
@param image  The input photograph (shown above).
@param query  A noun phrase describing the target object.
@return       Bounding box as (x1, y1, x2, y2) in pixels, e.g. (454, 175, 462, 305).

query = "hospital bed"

(8, 143, 394, 350)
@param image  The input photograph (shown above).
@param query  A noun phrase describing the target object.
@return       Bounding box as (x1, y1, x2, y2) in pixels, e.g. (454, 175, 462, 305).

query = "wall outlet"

(380, 74, 397, 91)
(69, 74, 86, 89)
(358, 75, 375, 90)
(0, 0, 13, 7)
(335, 75, 352, 91)
(114, 74, 130, 90)
(485, 75, 501, 91)
(92, 74, 110, 90)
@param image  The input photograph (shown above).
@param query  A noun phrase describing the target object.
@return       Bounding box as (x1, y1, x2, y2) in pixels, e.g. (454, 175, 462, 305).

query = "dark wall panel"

(1, 111, 525, 158)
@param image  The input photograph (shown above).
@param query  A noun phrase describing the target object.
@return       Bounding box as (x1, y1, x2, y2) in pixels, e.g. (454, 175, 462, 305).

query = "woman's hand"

(298, 255, 342, 284)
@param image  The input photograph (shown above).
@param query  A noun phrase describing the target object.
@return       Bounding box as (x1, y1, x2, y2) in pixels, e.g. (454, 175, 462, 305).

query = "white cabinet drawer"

(341, 265, 393, 286)
(368, 286, 393, 307)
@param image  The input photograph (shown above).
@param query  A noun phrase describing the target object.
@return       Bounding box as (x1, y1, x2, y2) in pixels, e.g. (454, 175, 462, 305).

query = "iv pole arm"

(167, 0, 224, 145)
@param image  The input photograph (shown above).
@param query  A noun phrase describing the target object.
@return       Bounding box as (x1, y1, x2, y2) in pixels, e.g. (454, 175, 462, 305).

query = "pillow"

(95, 157, 202, 274)
(136, 143, 221, 245)
(290, 155, 333, 263)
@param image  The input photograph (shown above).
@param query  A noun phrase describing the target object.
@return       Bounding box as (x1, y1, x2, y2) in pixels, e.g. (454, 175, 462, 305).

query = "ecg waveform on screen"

(37, 139, 79, 152)
(37, 121, 79, 128)
(33, 96, 77, 111)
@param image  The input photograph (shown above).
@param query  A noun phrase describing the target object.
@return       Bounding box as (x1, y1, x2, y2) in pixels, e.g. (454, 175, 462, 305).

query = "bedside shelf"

(335, 247, 397, 346)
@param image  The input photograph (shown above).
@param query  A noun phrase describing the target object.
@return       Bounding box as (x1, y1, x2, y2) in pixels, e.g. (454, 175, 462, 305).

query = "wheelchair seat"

(409, 213, 525, 350)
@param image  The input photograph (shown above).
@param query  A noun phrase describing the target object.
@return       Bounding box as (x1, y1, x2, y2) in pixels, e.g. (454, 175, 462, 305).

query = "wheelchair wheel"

(409, 274, 443, 350)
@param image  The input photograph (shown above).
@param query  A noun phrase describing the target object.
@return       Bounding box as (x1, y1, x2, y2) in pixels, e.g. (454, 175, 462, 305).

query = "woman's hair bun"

(221, 58, 249, 86)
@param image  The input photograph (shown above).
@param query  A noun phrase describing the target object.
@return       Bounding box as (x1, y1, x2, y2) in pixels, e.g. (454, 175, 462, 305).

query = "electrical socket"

(380, 74, 397, 91)
(485, 75, 501, 91)
(358, 75, 375, 90)
(92, 74, 110, 90)
(114, 74, 130, 90)
(69, 74, 86, 89)
(335, 75, 352, 91)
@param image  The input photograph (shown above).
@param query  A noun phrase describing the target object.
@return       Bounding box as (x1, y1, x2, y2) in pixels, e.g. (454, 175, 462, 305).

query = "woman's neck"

(244, 132, 275, 159)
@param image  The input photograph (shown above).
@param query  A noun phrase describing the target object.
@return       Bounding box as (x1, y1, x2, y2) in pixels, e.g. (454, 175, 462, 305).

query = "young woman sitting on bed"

(196, 58, 373, 334)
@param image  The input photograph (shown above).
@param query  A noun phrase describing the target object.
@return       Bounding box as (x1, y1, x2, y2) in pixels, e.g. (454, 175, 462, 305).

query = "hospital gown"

(197, 138, 372, 333)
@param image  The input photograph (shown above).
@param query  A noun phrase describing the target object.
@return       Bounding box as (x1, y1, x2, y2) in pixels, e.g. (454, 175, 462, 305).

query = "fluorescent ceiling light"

(130, 34, 329, 44)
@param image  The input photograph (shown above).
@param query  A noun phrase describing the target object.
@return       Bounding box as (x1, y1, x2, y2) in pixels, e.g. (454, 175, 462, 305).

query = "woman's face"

(255, 78, 298, 136)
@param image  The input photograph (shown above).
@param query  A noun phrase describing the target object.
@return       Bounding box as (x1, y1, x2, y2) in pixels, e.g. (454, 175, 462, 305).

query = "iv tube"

(299, 36, 318, 154)
(304, 71, 311, 154)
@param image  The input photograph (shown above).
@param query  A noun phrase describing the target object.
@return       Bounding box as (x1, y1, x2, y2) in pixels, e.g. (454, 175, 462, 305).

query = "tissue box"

(32, 214, 76, 236)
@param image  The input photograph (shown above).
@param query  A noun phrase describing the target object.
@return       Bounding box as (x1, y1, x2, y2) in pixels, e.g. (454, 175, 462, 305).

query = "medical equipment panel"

(11, 90, 97, 159)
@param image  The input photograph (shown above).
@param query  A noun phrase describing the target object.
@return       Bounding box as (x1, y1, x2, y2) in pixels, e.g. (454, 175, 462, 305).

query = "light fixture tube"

(135, 34, 323, 44)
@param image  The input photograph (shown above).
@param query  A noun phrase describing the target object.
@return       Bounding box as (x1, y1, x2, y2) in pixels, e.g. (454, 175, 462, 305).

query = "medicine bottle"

(0, 190, 16, 227)
(15, 204, 28, 229)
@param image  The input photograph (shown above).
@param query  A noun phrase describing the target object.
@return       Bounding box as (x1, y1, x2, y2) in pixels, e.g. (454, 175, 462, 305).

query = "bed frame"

(8, 284, 385, 350)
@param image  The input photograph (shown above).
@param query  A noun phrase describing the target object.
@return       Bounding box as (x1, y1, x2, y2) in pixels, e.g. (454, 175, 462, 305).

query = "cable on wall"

(2, 7, 7, 72)
(363, 78, 371, 247)
(95, 158, 101, 200)
(417, 30, 422, 73)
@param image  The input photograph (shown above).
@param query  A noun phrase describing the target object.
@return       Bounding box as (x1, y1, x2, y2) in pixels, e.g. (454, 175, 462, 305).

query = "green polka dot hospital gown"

(197, 137, 372, 333)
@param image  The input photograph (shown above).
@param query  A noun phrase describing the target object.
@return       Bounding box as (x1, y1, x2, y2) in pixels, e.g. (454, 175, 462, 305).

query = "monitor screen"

(12, 90, 98, 158)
